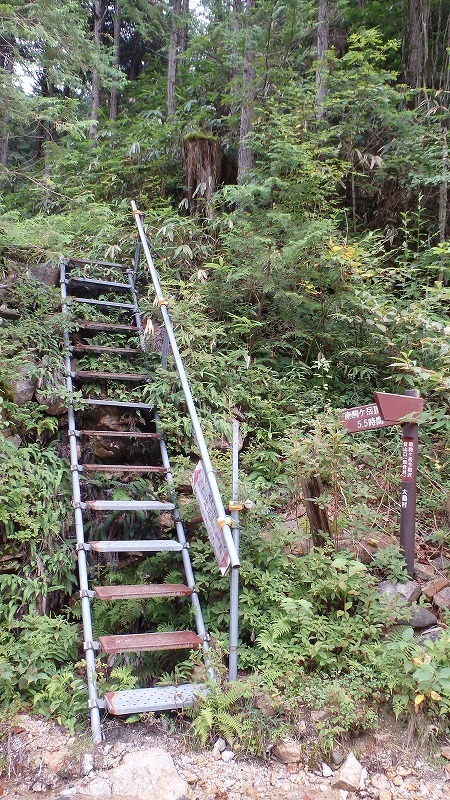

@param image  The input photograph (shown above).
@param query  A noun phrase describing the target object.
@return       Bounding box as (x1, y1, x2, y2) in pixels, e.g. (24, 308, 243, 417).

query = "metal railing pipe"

(131, 201, 240, 569)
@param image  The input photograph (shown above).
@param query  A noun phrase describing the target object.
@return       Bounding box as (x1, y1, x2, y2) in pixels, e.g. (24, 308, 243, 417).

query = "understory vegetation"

(1, 0, 450, 757)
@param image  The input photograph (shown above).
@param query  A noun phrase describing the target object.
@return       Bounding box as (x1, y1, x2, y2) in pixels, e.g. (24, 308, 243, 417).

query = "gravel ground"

(1, 714, 450, 800)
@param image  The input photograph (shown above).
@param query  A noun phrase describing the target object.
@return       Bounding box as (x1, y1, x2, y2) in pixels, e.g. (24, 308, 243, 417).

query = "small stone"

(421, 626, 443, 642)
(332, 752, 363, 792)
(441, 746, 450, 760)
(433, 587, 450, 610)
(396, 581, 422, 604)
(214, 737, 226, 752)
(221, 750, 235, 763)
(415, 563, 436, 582)
(273, 738, 302, 764)
(332, 751, 344, 766)
(81, 753, 95, 776)
(32, 783, 44, 793)
(422, 577, 450, 598)
(431, 556, 450, 572)
(408, 606, 438, 629)
(322, 764, 333, 778)
(379, 791, 392, 800)
(58, 790, 78, 798)
(392, 775, 403, 786)
(396, 766, 412, 777)
(183, 772, 198, 785)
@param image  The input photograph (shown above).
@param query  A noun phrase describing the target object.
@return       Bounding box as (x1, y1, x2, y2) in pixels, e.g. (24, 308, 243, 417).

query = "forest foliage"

(0, 0, 450, 749)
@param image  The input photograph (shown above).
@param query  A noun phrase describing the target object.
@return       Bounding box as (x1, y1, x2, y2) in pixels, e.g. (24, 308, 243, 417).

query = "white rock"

(213, 737, 226, 752)
(109, 748, 188, 800)
(85, 777, 112, 797)
(82, 753, 95, 776)
(221, 749, 235, 763)
(322, 763, 333, 778)
(332, 751, 363, 792)
(360, 767, 368, 789)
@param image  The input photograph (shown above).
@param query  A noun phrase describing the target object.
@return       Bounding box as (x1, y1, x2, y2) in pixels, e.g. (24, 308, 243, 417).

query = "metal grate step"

(69, 298, 135, 310)
(78, 430, 161, 439)
(80, 465, 167, 474)
(82, 500, 174, 511)
(72, 370, 150, 382)
(67, 276, 131, 293)
(72, 345, 141, 357)
(99, 631, 202, 654)
(89, 540, 182, 554)
(80, 399, 154, 410)
(94, 584, 193, 600)
(104, 683, 205, 715)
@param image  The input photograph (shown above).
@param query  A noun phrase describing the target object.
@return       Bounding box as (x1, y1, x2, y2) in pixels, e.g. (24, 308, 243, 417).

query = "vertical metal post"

(400, 389, 420, 578)
(60, 263, 102, 743)
(133, 240, 141, 285)
(229, 420, 240, 681)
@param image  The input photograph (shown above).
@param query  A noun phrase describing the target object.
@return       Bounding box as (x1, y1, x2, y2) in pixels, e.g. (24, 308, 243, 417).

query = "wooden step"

(93, 584, 193, 600)
(89, 540, 182, 554)
(80, 465, 167, 474)
(99, 631, 202, 654)
(72, 370, 149, 382)
(82, 500, 174, 511)
(75, 321, 139, 333)
(81, 399, 153, 410)
(67, 276, 130, 293)
(78, 430, 161, 439)
(72, 344, 141, 356)
(104, 684, 205, 715)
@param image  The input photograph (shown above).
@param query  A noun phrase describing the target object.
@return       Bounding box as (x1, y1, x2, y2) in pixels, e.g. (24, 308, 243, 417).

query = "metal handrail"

(131, 201, 240, 569)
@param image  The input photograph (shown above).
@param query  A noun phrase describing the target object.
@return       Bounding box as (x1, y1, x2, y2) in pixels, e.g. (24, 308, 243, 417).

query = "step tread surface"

(80, 399, 153, 410)
(93, 584, 193, 600)
(72, 370, 149, 381)
(99, 631, 202, 654)
(89, 540, 182, 553)
(104, 683, 205, 714)
(84, 500, 174, 511)
(81, 465, 166, 474)
(78, 430, 160, 439)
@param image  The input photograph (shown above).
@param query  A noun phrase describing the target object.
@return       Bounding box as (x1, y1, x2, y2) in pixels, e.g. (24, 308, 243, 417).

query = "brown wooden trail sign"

(342, 390, 423, 578)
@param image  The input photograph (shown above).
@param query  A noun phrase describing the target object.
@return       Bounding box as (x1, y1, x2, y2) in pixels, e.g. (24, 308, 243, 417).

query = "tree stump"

(182, 134, 222, 218)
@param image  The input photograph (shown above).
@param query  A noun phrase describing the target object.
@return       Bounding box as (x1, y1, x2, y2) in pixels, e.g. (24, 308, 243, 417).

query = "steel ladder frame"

(60, 256, 214, 742)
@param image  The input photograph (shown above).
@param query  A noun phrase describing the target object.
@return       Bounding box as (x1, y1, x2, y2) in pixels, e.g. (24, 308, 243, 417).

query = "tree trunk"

(167, 0, 182, 116)
(438, 127, 448, 245)
(237, 0, 256, 184)
(0, 47, 13, 169)
(300, 475, 330, 548)
(182, 135, 222, 218)
(407, 0, 424, 90)
(179, 0, 189, 55)
(90, 0, 105, 138)
(110, 0, 121, 121)
(315, 0, 329, 120)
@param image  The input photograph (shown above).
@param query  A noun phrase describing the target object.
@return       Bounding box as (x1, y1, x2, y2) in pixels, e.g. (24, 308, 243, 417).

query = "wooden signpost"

(342, 390, 423, 577)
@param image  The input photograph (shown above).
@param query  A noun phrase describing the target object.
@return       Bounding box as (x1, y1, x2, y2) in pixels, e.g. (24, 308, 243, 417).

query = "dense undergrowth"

(0, 17, 450, 755)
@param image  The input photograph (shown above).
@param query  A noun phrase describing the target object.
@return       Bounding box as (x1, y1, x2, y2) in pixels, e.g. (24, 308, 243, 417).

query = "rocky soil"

(2, 714, 450, 800)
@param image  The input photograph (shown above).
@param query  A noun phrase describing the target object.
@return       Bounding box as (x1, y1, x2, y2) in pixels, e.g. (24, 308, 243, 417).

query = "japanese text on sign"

(342, 403, 392, 433)
(402, 438, 415, 482)
(191, 461, 230, 576)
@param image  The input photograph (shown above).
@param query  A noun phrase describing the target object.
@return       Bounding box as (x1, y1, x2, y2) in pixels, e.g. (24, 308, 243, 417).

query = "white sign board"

(191, 461, 230, 576)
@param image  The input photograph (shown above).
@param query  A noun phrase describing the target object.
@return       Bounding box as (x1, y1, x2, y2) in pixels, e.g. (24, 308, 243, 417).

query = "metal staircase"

(60, 208, 239, 742)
